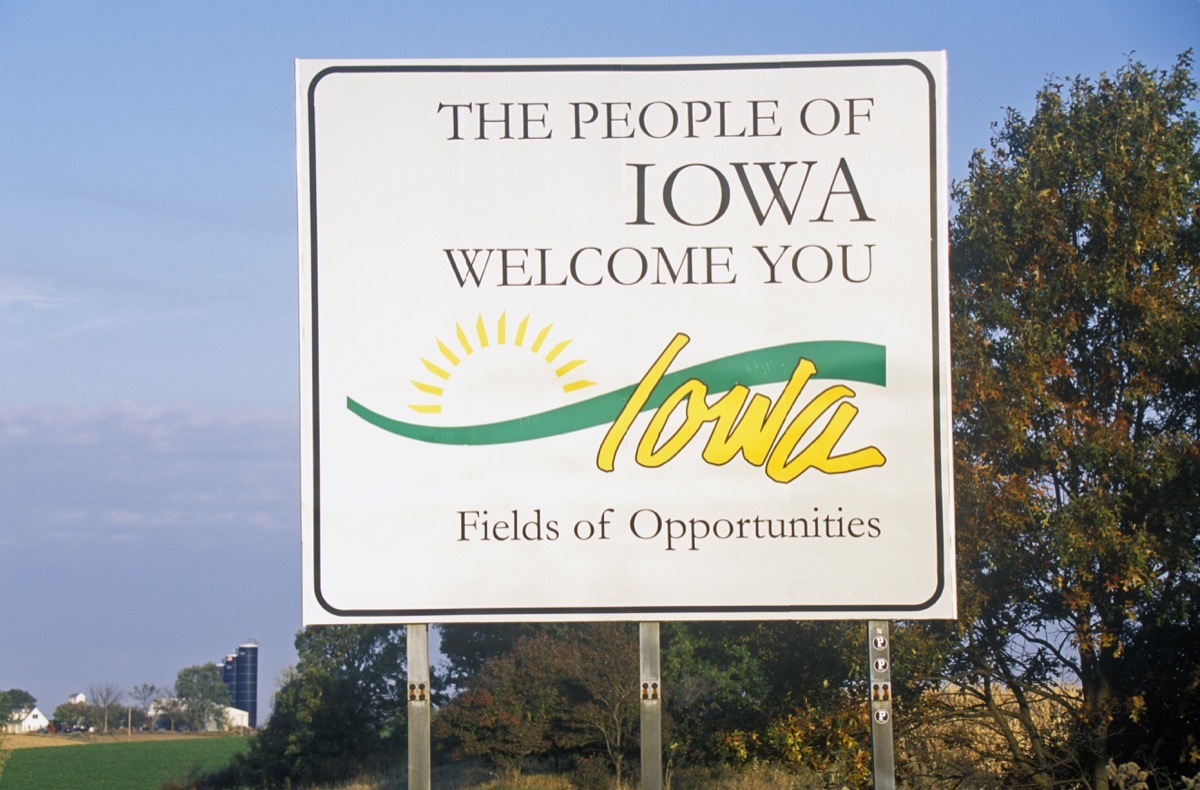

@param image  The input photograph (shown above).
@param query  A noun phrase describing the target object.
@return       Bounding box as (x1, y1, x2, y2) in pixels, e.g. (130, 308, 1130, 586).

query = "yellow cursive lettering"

(597, 333, 885, 483)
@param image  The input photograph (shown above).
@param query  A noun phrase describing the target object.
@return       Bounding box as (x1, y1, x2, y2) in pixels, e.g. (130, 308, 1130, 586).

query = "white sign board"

(297, 54, 954, 623)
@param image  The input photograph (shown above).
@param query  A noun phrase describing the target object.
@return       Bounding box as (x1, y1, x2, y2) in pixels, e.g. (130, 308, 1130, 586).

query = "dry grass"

(898, 683, 1081, 785)
(2, 730, 220, 750)
(317, 764, 834, 790)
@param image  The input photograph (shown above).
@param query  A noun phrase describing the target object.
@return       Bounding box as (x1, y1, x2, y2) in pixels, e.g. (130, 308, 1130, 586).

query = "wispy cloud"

(0, 273, 222, 344)
(0, 273, 65, 311)
(0, 402, 298, 545)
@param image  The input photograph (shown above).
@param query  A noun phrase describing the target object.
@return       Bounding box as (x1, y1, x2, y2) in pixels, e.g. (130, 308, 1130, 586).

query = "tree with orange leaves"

(950, 52, 1200, 788)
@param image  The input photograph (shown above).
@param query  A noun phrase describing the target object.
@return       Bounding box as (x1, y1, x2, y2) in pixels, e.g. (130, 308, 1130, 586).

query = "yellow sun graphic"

(408, 312, 595, 414)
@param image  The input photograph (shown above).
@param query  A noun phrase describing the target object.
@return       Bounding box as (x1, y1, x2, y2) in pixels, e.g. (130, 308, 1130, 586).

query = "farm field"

(0, 734, 248, 789)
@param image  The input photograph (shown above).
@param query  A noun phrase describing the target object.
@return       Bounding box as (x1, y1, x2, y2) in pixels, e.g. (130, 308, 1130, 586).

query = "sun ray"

(555, 358, 586, 377)
(497, 312, 507, 345)
(515, 314, 530, 346)
(530, 323, 552, 353)
(410, 380, 444, 395)
(456, 323, 474, 355)
(544, 339, 571, 364)
(436, 340, 460, 367)
(476, 314, 490, 348)
(408, 403, 442, 414)
(422, 357, 450, 380)
(562, 379, 596, 393)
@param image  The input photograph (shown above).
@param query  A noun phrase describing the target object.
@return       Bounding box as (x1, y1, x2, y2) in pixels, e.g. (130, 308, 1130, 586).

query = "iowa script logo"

(347, 318, 887, 485)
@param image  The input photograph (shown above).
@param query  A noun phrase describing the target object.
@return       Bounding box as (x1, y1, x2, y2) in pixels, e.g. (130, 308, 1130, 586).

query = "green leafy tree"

(435, 624, 639, 783)
(659, 620, 900, 785)
(435, 631, 576, 777)
(237, 626, 406, 787)
(52, 701, 91, 730)
(0, 690, 35, 715)
(950, 52, 1200, 788)
(0, 688, 36, 755)
(438, 621, 897, 784)
(174, 664, 229, 731)
(437, 622, 569, 695)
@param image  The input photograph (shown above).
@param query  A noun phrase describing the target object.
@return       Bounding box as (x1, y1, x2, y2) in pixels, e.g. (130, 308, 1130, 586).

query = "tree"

(437, 622, 561, 696)
(155, 688, 185, 733)
(437, 620, 887, 784)
(565, 623, 640, 787)
(174, 664, 229, 731)
(950, 52, 1200, 788)
(0, 689, 36, 715)
(0, 688, 36, 753)
(658, 620, 890, 784)
(237, 626, 406, 787)
(52, 701, 91, 731)
(435, 632, 576, 777)
(434, 624, 640, 782)
(128, 684, 159, 731)
(87, 684, 123, 734)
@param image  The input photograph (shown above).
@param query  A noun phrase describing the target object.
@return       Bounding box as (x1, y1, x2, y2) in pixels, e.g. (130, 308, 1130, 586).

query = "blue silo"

(234, 643, 258, 728)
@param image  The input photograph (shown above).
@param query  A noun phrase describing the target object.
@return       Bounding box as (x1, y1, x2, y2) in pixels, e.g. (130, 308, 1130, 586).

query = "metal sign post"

(868, 620, 895, 789)
(407, 623, 431, 790)
(640, 622, 663, 790)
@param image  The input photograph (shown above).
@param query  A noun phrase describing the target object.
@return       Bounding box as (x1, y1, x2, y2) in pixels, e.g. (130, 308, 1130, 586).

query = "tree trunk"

(1080, 633, 1115, 790)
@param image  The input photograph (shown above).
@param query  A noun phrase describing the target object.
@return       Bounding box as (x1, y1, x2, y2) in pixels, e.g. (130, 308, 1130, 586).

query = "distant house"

(68, 692, 86, 705)
(6, 707, 48, 734)
(147, 698, 249, 732)
(223, 706, 250, 731)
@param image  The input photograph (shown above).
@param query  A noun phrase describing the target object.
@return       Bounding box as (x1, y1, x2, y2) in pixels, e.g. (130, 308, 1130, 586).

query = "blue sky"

(1, 0, 1196, 721)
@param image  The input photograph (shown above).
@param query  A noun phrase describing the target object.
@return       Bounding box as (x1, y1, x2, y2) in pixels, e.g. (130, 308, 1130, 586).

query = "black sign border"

(302, 57, 951, 620)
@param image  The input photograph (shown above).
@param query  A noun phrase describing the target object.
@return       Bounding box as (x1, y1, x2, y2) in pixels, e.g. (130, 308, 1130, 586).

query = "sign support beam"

(407, 623, 431, 790)
(640, 622, 662, 790)
(868, 620, 895, 790)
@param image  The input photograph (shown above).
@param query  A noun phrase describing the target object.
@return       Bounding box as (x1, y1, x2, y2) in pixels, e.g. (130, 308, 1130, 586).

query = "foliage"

(566, 624, 640, 786)
(438, 623, 574, 696)
(950, 51, 1200, 788)
(0, 690, 35, 715)
(439, 620, 917, 785)
(52, 701, 93, 730)
(155, 690, 187, 733)
(436, 632, 576, 775)
(435, 623, 638, 783)
(659, 619, 896, 780)
(225, 625, 406, 788)
(0, 736, 247, 790)
(128, 683, 159, 725)
(86, 684, 124, 735)
(174, 665, 230, 732)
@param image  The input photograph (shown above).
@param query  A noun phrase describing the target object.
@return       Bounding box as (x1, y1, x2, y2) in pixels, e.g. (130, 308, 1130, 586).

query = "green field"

(0, 736, 248, 790)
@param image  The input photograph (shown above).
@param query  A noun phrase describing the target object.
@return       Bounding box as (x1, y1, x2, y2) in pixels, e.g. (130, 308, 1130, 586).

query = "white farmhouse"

(5, 706, 48, 734)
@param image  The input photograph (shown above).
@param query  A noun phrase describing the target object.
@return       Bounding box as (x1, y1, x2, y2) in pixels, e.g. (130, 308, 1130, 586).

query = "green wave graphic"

(347, 340, 885, 446)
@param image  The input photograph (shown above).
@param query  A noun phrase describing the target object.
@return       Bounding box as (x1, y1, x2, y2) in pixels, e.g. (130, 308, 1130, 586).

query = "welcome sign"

(297, 54, 954, 623)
